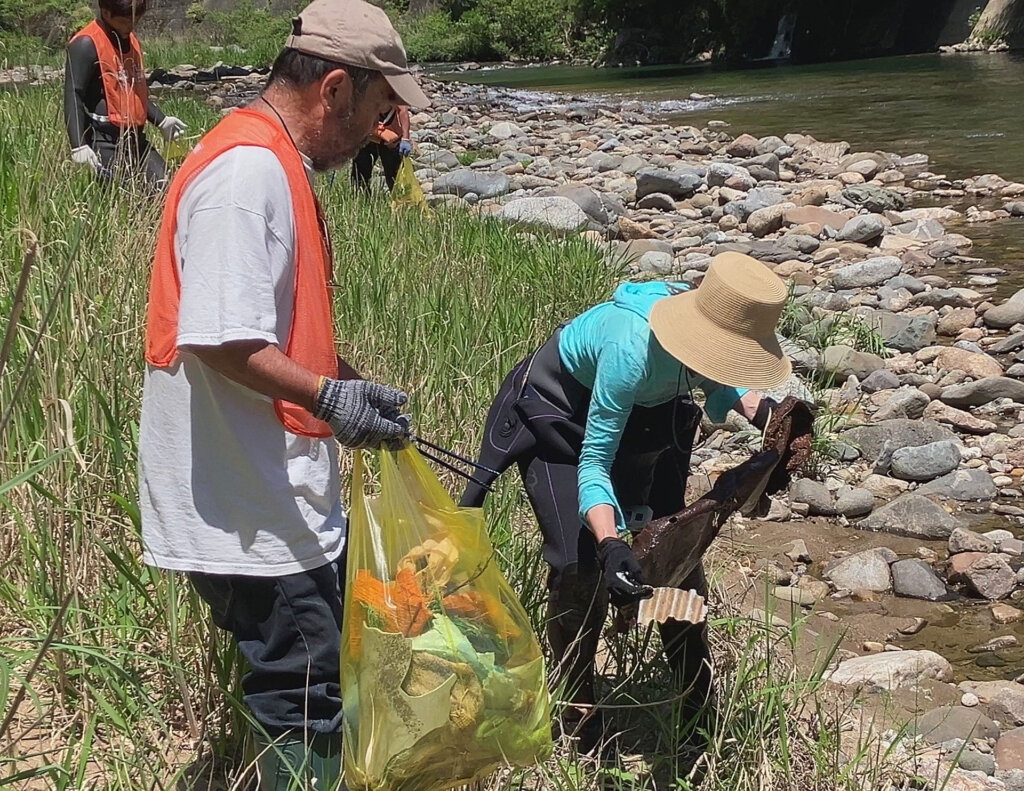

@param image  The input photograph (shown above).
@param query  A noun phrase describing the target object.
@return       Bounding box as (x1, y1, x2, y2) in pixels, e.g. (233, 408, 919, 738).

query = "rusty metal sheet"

(625, 397, 815, 624)
(638, 587, 707, 628)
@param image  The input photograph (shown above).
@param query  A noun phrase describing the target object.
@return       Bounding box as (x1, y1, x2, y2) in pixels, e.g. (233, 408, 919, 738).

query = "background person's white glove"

(158, 116, 187, 142)
(71, 145, 101, 171)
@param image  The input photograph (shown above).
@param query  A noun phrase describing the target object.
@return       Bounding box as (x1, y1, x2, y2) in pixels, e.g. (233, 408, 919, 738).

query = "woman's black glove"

(751, 397, 779, 432)
(598, 537, 654, 607)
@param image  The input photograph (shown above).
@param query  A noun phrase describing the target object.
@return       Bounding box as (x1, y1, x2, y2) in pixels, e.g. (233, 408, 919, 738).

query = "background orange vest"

(371, 110, 402, 146)
(71, 20, 149, 129)
(145, 109, 338, 438)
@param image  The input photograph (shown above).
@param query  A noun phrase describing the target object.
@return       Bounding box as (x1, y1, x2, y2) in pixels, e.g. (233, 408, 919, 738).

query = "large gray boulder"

(584, 151, 622, 172)
(853, 308, 936, 353)
(860, 369, 900, 393)
(923, 401, 999, 435)
(724, 187, 787, 222)
(913, 706, 1000, 744)
(743, 152, 781, 180)
(707, 162, 755, 190)
(432, 169, 510, 199)
(889, 440, 962, 482)
(746, 204, 788, 238)
(918, 469, 998, 502)
(823, 548, 892, 592)
(941, 377, 1024, 408)
(831, 257, 902, 289)
(552, 184, 611, 225)
(837, 214, 886, 243)
(636, 250, 673, 274)
(790, 478, 835, 516)
(488, 121, 524, 139)
(495, 197, 590, 235)
(822, 345, 885, 381)
(892, 559, 949, 601)
(873, 388, 930, 421)
(827, 650, 952, 691)
(841, 419, 957, 460)
(838, 184, 906, 213)
(991, 330, 1024, 354)
(960, 681, 1024, 726)
(858, 494, 960, 539)
(984, 288, 1024, 329)
(421, 149, 461, 171)
(949, 528, 996, 554)
(635, 167, 702, 199)
(636, 192, 676, 211)
(962, 554, 1017, 600)
(892, 218, 947, 243)
(834, 487, 875, 517)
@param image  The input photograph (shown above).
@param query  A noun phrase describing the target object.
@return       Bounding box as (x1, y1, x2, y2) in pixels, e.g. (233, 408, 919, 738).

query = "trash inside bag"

(392, 158, 427, 208)
(343, 447, 552, 791)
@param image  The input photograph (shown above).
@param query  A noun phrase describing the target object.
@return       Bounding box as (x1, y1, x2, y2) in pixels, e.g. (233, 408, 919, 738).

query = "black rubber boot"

(660, 621, 713, 719)
(547, 569, 609, 756)
(253, 730, 343, 791)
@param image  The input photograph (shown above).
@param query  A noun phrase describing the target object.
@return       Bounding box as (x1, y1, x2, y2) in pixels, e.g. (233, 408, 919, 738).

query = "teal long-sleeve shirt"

(558, 281, 746, 531)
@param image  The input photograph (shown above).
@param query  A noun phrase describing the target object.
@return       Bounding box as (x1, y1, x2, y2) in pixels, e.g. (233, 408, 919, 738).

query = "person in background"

(459, 253, 792, 754)
(64, 0, 186, 186)
(350, 104, 411, 190)
(138, 0, 428, 787)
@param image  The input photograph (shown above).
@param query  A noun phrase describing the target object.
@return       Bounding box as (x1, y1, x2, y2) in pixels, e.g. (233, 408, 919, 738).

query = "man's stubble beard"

(309, 108, 372, 173)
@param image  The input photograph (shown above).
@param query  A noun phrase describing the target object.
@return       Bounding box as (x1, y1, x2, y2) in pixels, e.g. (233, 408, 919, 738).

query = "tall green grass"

(1, 84, 907, 789)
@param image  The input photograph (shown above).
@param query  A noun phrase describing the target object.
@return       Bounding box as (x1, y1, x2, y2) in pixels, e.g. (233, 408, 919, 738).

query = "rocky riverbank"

(147, 66, 1024, 790)
(0, 62, 992, 789)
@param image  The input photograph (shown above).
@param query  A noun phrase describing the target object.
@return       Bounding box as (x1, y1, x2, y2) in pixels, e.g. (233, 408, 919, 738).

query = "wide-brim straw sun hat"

(649, 252, 792, 390)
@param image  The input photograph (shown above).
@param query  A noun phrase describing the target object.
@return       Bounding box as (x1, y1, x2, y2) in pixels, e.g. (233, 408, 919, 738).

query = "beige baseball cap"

(286, 0, 430, 108)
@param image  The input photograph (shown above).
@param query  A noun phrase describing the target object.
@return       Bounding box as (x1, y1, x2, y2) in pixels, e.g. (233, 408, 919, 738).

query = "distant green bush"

(0, 0, 92, 44)
(204, 1, 291, 53)
(399, 8, 495, 62)
(185, 2, 207, 26)
(398, 0, 580, 62)
(478, 0, 573, 59)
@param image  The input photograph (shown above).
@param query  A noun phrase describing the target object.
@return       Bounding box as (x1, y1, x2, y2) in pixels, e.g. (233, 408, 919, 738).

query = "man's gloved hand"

(751, 396, 779, 432)
(159, 116, 187, 142)
(398, 139, 412, 157)
(598, 537, 653, 607)
(71, 145, 101, 171)
(313, 378, 410, 449)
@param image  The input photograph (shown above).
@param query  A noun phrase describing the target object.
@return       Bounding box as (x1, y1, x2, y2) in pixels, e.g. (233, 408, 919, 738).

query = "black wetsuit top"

(64, 24, 164, 148)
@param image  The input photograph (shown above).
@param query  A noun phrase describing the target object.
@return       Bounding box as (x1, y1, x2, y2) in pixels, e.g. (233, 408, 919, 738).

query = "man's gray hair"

(267, 48, 377, 93)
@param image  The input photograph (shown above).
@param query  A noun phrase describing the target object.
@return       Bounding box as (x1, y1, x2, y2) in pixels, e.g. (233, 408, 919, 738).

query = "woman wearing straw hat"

(460, 252, 792, 752)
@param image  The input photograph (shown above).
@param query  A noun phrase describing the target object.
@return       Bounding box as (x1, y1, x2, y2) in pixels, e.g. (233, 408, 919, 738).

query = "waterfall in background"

(766, 13, 796, 61)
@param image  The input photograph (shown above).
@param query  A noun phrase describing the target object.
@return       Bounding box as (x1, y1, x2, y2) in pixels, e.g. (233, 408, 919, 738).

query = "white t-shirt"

(139, 145, 345, 577)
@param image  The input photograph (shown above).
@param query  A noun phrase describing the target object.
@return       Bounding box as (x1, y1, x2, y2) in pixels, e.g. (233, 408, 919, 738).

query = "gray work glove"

(313, 378, 410, 449)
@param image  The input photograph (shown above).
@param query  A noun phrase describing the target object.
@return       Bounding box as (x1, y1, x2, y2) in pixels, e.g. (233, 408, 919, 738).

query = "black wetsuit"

(350, 108, 402, 191)
(64, 26, 167, 186)
(459, 329, 712, 748)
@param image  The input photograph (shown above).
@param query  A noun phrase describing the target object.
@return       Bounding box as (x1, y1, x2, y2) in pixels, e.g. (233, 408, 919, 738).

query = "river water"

(440, 53, 1024, 294)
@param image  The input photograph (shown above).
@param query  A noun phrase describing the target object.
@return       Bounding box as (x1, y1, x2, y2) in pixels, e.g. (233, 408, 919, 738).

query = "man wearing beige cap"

(459, 252, 791, 753)
(138, 1, 427, 787)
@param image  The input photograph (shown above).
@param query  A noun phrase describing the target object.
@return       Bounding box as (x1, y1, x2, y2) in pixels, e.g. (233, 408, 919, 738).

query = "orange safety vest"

(371, 108, 402, 147)
(145, 108, 338, 438)
(70, 20, 149, 129)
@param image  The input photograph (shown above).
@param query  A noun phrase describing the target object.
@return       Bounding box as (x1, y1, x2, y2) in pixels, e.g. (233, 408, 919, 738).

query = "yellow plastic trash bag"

(342, 447, 552, 791)
(163, 133, 196, 165)
(391, 157, 426, 208)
